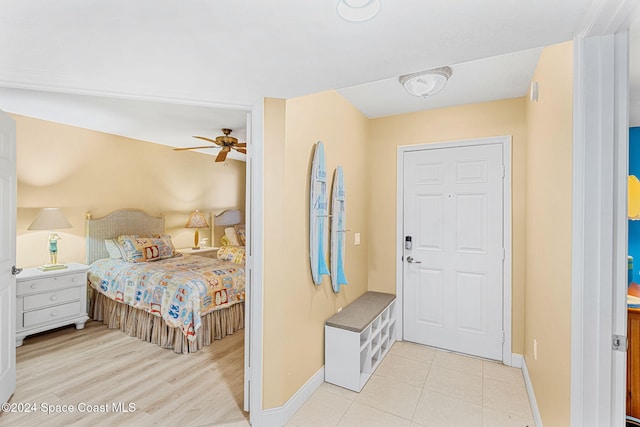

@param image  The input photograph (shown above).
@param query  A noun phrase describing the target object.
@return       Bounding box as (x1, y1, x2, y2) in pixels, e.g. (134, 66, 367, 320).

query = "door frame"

(570, 0, 639, 423)
(0, 109, 17, 404)
(571, 30, 631, 427)
(396, 135, 513, 365)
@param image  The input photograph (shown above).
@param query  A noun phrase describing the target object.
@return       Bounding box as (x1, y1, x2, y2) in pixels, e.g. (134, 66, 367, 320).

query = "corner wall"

(15, 115, 245, 267)
(524, 41, 573, 426)
(262, 92, 370, 408)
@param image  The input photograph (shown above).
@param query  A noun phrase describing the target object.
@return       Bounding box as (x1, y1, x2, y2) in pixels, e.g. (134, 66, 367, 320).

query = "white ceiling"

(0, 0, 614, 153)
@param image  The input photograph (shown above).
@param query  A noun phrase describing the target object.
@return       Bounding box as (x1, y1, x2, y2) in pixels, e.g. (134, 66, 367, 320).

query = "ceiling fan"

(174, 128, 247, 162)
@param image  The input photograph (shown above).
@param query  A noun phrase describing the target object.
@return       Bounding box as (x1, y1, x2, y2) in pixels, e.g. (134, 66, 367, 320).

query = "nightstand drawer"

(23, 287, 81, 311)
(23, 301, 81, 328)
(17, 273, 85, 296)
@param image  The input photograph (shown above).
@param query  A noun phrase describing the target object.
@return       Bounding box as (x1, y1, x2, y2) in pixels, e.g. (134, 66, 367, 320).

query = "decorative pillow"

(104, 239, 124, 259)
(224, 227, 240, 246)
(234, 224, 246, 245)
(220, 235, 232, 246)
(217, 246, 245, 265)
(117, 234, 176, 263)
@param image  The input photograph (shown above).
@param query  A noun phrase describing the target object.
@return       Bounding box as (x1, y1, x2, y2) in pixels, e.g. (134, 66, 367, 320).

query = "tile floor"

(287, 341, 535, 427)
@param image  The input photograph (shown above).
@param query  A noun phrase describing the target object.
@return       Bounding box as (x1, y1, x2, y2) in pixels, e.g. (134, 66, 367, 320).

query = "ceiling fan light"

(399, 66, 453, 98)
(337, 0, 380, 22)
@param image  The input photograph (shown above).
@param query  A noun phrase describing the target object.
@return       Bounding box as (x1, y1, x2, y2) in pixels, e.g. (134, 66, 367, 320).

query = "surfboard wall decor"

(331, 166, 348, 293)
(310, 141, 330, 285)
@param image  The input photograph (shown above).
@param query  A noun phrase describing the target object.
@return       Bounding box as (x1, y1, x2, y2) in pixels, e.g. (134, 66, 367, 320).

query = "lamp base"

(192, 246, 200, 250)
(38, 264, 68, 272)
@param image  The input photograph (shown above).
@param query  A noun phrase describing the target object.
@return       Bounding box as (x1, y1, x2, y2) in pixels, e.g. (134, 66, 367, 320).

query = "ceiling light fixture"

(337, 0, 381, 22)
(399, 66, 453, 98)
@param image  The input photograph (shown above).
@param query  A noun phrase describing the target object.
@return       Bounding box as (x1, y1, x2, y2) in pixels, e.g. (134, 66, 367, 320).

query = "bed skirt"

(90, 290, 244, 354)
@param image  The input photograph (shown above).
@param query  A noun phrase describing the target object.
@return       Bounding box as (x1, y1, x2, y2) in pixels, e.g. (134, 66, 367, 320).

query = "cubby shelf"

(325, 292, 396, 392)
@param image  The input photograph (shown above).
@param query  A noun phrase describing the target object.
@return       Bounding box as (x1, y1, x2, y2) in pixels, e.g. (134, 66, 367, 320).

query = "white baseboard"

(520, 355, 543, 427)
(262, 366, 325, 427)
(511, 353, 523, 368)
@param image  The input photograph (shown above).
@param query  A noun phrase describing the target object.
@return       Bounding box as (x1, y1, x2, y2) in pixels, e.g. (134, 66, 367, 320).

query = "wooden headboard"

(85, 209, 165, 264)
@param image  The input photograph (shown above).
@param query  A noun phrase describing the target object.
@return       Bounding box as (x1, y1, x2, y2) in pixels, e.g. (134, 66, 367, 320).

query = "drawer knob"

(50, 310, 58, 317)
(50, 295, 57, 301)
(30, 283, 37, 289)
(71, 277, 77, 282)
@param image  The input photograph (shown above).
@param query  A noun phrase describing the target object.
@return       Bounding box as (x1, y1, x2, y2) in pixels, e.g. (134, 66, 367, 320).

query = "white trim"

(0, 80, 254, 111)
(248, 101, 265, 426)
(611, 30, 630, 426)
(511, 353, 523, 369)
(570, 32, 629, 427)
(395, 135, 513, 364)
(572, 4, 638, 427)
(521, 356, 544, 427)
(577, 0, 640, 37)
(262, 367, 325, 427)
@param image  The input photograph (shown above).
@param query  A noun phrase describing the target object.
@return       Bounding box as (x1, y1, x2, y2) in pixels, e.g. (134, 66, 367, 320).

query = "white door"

(403, 143, 504, 360)
(0, 110, 16, 403)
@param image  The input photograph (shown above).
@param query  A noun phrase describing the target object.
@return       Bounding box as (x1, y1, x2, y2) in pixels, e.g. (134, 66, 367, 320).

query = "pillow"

(234, 224, 246, 245)
(117, 234, 176, 263)
(224, 227, 240, 246)
(217, 246, 245, 265)
(104, 239, 124, 259)
(220, 235, 232, 246)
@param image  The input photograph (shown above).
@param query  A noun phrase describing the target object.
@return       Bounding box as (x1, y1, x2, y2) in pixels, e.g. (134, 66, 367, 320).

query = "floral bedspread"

(88, 255, 245, 341)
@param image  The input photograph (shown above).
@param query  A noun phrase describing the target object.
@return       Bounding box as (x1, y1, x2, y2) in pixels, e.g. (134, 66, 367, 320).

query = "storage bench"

(324, 291, 397, 391)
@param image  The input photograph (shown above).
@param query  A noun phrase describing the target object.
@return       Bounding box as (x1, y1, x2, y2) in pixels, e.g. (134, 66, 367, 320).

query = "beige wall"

(524, 41, 573, 426)
(262, 92, 370, 408)
(15, 115, 245, 268)
(368, 98, 528, 355)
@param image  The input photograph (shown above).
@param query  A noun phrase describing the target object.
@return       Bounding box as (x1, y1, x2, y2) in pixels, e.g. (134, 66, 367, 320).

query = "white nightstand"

(15, 262, 89, 347)
(176, 246, 219, 258)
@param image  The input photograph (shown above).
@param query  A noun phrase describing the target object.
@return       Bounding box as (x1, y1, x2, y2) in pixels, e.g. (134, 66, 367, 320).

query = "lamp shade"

(185, 210, 209, 229)
(27, 208, 73, 231)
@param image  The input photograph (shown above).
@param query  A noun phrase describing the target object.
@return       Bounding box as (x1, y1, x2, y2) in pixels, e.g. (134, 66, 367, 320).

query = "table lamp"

(27, 208, 73, 271)
(185, 210, 209, 250)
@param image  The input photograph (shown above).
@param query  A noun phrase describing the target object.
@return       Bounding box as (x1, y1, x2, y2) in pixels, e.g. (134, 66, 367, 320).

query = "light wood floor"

(1, 320, 247, 426)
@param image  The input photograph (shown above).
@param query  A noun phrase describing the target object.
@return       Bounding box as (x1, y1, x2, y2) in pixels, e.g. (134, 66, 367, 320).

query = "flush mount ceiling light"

(337, 0, 381, 22)
(399, 66, 453, 98)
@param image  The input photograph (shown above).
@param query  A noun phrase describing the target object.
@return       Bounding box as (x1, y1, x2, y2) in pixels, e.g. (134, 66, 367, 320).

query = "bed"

(85, 209, 245, 354)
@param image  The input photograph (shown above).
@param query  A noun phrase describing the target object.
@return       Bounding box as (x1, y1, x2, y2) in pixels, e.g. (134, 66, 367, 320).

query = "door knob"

(406, 256, 421, 264)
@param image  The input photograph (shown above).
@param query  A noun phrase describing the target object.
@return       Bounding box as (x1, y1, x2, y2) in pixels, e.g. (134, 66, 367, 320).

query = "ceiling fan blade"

(174, 146, 215, 151)
(215, 147, 231, 162)
(235, 143, 247, 148)
(193, 136, 221, 145)
(234, 148, 247, 154)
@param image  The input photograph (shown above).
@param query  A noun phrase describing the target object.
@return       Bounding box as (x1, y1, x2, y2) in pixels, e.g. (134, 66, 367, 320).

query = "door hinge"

(502, 248, 505, 261)
(612, 334, 627, 352)
(502, 164, 506, 178)
(501, 331, 505, 343)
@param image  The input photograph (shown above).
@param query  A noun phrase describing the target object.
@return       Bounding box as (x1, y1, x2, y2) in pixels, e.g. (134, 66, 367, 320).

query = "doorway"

(396, 136, 512, 364)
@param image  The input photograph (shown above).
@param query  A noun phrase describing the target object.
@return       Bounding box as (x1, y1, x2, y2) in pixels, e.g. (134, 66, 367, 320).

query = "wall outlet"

(533, 339, 538, 361)
(354, 232, 361, 245)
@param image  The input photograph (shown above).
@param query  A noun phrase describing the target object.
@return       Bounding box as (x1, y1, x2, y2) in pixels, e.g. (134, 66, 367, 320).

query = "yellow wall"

(262, 92, 370, 408)
(15, 115, 246, 268)
(524, 41, 573, 426)
(368, 98, 527, 355)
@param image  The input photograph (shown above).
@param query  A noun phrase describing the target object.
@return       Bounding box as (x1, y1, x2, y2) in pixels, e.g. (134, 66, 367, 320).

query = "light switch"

(354, 232, 361, 245)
